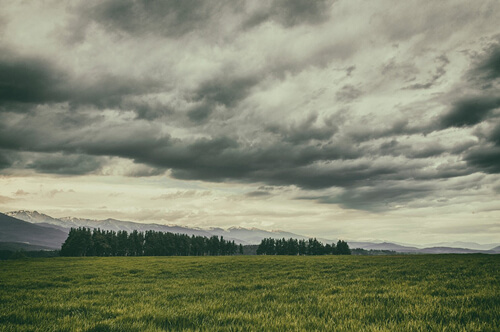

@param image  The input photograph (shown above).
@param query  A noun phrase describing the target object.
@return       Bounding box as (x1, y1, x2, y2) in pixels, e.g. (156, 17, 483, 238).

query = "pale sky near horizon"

(0, 1, 499, 244)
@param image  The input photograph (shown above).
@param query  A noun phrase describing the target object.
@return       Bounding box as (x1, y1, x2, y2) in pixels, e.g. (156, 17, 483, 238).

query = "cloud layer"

(0, 0, 499, 238)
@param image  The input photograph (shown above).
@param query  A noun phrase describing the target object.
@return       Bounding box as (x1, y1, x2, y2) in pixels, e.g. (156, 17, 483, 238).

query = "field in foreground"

(0, 255, 499, 331)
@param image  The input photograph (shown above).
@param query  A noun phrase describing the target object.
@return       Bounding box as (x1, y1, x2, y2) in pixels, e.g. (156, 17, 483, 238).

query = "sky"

(0, 0, 499, 245)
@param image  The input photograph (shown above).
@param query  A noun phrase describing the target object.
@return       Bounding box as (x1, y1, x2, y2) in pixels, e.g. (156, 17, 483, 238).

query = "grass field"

(0, 255, 499, 331)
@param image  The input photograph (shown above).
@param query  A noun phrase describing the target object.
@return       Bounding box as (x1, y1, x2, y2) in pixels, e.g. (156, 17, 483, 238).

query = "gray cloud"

(130, 99, 174, 121)
(473, 42, 500, 80)
(71, 0, 334, 42)
(245, 190, 272, 198)
(439, 43, 500, 128)
(378, 140, 450, 159)
(124, 165, 166, 178)
(70, 0, 227, 40)
(335, 84, 363, 102)
(347, 118, 436, 143)
(438, 42, 500, 129)
(185, 75, 260, 123)
(404, 55, 449, 90)
(0, 103, 479, 193)
(490, 124, 500, 146)
(26, 153, 105, 175)
(242, 0, 333, 29)
(0, 151, 12, 169)
(439, 96, 500, 128)
(432, 42, 500, 176)
(69, 74, 161, 110)
(465, 146, 500, 174)
(0, 49, 161, 112)
(1, 0, 499, 217)
(0, 53, 68, 105)
(303, 183, 434, 211)
(267, 113, 336, 144)
(193, 76, 259, 108)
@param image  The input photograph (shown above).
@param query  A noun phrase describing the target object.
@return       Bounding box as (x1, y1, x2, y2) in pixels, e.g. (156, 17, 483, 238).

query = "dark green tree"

(336, 240, 351, 255)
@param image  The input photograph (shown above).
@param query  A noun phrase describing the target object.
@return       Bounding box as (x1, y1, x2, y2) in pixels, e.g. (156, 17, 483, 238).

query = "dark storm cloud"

(0, 50, 161, 112)
(70, 74, 161, 109)
(0, 151, 12, 169)
(302, 184, 434, 211)
(464, 147, 500, 174)
(438, 43, 500, 129)
(473, 42, 500, 80)
(137, 137, 365, 187)
(72, 0, 334, 41)
(0, 148, 106, 176)
(0, 109, 172, 163)
(260, 159, 409, 190)
(193, 76, 259, 108)
(0, 54, 68, 105)
(186, 75, 260, 123)
(186, 104, 212, 123)
(130, 99, 173, 121)
(26, 153, 105, 175)
(439, 97, 500, 128)
(71, 0, 227, 40)
(3, 104, 468, 191)
(490, 124, 500, 146)
(64, 0, 348, 124)
(378, 140, 448, 159)
(300, 170, 492, 211)
(435, 41, 500, 174)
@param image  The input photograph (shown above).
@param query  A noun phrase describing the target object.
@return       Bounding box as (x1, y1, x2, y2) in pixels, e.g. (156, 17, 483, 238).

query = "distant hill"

(5, 210, 62, 225)
(348, 242, 498, 254)
(348, 242, 420, 253)
(489, 245, 500, 253)
(417, 247, 493, 254)
(7, 211, 213, 238)
(424, 241, 500, 251)
(206, 227, 335, 245)
(0, 213, 69, 249)
(7, 210, 331, 245)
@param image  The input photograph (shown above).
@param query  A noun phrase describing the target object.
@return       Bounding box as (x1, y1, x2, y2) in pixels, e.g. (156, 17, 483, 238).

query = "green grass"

(0, 255, 498, 331)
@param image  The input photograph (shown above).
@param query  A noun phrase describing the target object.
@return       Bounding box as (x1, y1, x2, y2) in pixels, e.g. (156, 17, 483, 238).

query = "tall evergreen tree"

(60, 228, 239, 257)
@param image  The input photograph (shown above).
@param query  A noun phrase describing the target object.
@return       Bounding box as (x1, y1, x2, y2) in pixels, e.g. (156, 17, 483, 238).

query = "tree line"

(60, 227, 242, 257)
(256, 238, 351, 255)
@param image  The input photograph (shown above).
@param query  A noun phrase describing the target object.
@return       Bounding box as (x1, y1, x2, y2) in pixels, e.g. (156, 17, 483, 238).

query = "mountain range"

(2, 210, 499, 254)
(0, 213, 68, 249)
